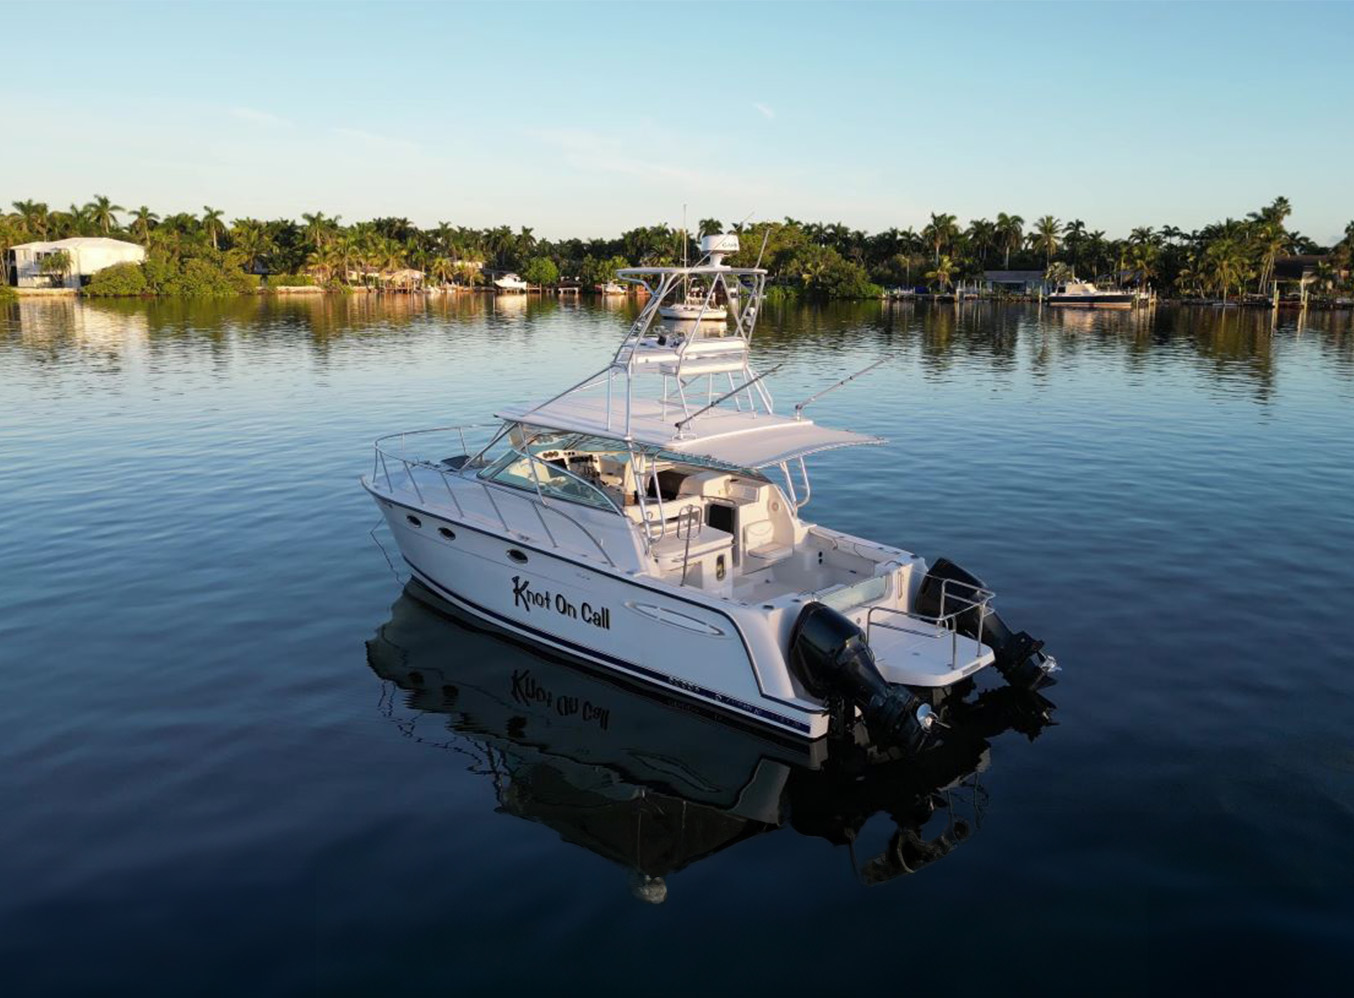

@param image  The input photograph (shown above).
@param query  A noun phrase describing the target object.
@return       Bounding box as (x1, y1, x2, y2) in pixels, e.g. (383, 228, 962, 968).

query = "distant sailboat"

(658, 215, 728, 322)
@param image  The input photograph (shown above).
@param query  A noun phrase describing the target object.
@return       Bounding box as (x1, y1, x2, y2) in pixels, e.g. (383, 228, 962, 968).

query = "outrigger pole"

(674, 363, 784, 432)
(792, 359, 888, 420)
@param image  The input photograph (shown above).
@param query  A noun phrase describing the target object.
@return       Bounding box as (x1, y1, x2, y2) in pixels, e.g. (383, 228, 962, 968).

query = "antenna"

(792, 359, 888, 420)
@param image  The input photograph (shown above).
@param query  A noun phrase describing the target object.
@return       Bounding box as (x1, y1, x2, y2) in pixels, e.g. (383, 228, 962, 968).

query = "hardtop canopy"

(495, 397, 883, 470)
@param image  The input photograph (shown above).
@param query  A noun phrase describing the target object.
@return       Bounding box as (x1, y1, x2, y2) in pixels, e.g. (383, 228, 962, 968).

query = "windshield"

(475, 422, 767, 512)
(478, 427, 629, 513)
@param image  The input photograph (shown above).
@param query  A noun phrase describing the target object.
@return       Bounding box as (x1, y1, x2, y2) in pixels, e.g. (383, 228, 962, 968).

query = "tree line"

(3, 195, 1351, 298)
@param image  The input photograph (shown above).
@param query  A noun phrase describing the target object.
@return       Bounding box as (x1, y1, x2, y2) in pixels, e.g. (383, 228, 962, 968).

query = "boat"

(366, 583, 1058, 898)
(362, 231, 1058, 751)
(657, 297, 729, 322)
(494, 272, 529, 292)
(658, 219, 728, 322)
(1046, 280, 1135, 308)
(597, 281, 627, 296)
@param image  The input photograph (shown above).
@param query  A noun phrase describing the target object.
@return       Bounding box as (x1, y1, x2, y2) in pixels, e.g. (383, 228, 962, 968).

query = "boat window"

(479, 428, 621, 512)
(477, 422, 771, 512)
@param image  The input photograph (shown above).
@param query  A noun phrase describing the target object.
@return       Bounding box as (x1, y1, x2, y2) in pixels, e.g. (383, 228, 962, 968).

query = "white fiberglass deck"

(868, 618, 996, 687)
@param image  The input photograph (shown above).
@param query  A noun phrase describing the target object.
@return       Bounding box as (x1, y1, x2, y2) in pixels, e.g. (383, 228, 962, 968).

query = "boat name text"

(511, 575, 611, 630)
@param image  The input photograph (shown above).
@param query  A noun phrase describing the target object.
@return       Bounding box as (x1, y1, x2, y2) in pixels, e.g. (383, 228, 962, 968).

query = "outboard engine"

(789, 602, 935, 754)
(916, 558, 1058, 690)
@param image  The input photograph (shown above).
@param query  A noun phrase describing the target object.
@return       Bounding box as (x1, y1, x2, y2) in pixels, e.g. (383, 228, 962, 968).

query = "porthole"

(406, 515, 422, 528)
(438, 527, 456, 540)
(507, 549, 528, 564)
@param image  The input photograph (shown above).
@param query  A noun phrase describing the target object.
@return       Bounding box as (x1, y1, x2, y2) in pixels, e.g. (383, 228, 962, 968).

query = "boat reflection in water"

(365, 582, 1057, 902)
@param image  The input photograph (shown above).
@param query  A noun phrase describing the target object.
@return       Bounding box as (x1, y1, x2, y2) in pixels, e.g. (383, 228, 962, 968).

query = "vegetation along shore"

(3, 196, 1352, 302)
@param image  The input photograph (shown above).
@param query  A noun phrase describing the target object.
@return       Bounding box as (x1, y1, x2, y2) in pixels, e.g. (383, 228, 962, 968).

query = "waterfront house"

(982, 270, 1050, 296)
(5, 237, 146, 288)
(1272, 255, 1348, 289)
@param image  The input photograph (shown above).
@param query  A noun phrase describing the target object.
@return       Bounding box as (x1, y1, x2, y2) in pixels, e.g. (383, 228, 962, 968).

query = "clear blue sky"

(5, 1, 1352, 243)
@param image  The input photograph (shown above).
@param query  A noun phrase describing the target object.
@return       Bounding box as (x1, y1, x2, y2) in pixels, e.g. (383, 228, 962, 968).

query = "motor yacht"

(1046, 280, 1135, 308)
(597, 281, 627, 296)
(494, 272, 529, 292)
(363, 233, 1057, 750)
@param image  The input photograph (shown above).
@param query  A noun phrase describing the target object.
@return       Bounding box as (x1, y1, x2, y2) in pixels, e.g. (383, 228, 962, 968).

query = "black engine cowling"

(916, 558, 1056, 690)
(789, 602, 933, 753)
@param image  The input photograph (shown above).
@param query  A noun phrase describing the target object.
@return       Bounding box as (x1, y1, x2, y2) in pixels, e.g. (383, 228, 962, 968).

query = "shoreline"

(8, 287, 1351, 311)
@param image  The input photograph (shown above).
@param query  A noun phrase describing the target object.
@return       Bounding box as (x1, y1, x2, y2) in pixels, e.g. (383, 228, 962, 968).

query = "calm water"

(3, 295, 1353, 995)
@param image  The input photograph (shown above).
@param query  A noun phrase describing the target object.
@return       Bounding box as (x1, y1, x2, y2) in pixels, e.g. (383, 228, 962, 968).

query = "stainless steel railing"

(369, 427, 619, 568)
(866, 577, 995, 673)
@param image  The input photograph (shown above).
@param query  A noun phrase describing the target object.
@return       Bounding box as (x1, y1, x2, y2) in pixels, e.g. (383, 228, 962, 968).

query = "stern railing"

(866, 578, 995, 673)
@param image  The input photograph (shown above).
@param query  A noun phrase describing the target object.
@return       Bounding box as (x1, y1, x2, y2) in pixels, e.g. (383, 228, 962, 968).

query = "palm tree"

(202, 206, 225, 250)
(84, 194, 124, 234)
(12, 200, 50, 239)
(229, 218, 272, 273)
(1030, 215, 1061, 266)
(333, 231, 362, 283)
(130, 206, 159, 247)
(922, 212, 959, 264)
(40, 249, 72, 287)
(1063, 219, 1087, 272)
(305, 244, 341, 286)
(301, 212, 325, 248)
(454, 261, 482, 288)
(965, 218, 997, 267)
(48, 204, 92, 238)
(1129, 226, 1156, 247)
(1045, 261, 1074, 285)
(1085, 230, 1108, 276)
(433, 221, 457, 255)
(1205, 238, 1249, 301)
(517, 226, 537, 260)
(925, 254, 956, 291)
(428, 256, 456, 287)
(301, 211, 340, 251)
(697, 218, 723, 238)
(995, 212, 1024, 268)
(1252, 220, 1288, 293)
(1249, 195, 1292, 227)
(1129, 243, 1158, 288)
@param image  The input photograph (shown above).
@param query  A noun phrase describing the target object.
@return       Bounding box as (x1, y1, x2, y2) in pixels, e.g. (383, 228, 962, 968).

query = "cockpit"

(468, 421, 899, 606)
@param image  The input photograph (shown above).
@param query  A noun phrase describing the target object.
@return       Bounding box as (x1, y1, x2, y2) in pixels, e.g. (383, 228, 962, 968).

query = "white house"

(5, 236, 146, 288)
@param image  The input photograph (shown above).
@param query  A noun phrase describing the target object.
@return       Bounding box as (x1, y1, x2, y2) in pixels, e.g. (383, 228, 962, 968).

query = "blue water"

(2, 295, 1352, 995)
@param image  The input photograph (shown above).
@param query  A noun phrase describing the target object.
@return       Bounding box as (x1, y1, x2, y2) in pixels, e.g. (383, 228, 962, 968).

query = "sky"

(4, 1, 1353, 244)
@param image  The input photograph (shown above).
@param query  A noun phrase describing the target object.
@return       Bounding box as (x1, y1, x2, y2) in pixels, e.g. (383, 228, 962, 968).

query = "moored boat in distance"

(362, 231, 1058, 752)
(494, 272, 529, 292)
(657, 295, 729, 322)
(597, 281, 627, 295)
(1047, 280, 1136, 308)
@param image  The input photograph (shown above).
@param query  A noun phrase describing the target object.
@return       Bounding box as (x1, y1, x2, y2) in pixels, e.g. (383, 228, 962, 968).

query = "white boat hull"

(659, 304, 728, 321)
(369, 488, 830, 738)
